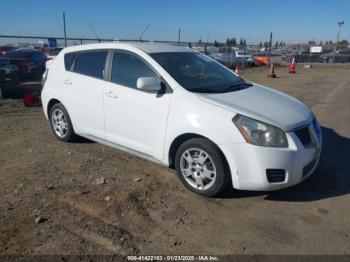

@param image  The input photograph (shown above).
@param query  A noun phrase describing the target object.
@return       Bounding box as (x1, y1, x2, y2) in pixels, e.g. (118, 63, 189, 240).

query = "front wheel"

(175, 138, 230, 197)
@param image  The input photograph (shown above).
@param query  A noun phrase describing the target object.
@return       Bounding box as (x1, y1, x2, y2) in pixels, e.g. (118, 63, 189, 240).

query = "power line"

(89, 21, 100, 42)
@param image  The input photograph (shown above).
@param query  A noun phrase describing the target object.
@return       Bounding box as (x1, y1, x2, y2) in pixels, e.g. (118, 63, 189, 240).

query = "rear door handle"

(64, 79, 72, 85)
(105, 90, 118, 99)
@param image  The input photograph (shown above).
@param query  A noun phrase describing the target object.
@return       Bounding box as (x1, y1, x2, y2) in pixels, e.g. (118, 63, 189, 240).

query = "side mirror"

(136, 77, 161, 92)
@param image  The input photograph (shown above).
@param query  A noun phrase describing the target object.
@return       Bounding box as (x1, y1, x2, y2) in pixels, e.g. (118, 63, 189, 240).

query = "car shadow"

(74, 136, 96, 144)
(219, 126, 350, 202)
(1, 80, 42, 99)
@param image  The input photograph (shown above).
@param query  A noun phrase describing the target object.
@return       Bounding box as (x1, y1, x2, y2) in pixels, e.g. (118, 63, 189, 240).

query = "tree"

(226, 38, 230, 46)
(263, 41, 269, 49)
(259, 42, 263, 48)
(274, 41, 279, 48)
(214, 40, 219, 47)
(243, 39, 246, 47)
(308, 40, 316, 45)
(232, 38, 236, 47)
(239, 38, 243, 47)
(320, 41, 323, 46)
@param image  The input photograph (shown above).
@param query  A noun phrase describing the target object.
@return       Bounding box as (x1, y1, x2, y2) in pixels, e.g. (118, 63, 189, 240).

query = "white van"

(41, 43, 322, 196)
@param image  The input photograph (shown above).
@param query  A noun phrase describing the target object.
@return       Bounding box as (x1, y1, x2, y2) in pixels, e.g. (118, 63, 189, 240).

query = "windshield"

(151, 52, 251, 93)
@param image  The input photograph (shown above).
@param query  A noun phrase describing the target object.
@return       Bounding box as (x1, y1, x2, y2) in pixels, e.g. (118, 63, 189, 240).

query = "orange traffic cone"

(235, 65, 240, 75)
(268, 64, 276, 78)
(289, 57, 296, 74)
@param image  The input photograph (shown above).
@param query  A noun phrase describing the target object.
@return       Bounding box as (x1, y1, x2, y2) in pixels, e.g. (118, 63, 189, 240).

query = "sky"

(0, 0, 349, 44)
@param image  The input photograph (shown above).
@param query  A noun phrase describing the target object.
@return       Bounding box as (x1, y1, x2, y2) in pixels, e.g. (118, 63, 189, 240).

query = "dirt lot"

(0, 66, 350, 257)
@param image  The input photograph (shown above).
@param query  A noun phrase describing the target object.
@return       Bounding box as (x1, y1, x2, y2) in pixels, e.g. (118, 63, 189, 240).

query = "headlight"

(233, 114, 288, 147)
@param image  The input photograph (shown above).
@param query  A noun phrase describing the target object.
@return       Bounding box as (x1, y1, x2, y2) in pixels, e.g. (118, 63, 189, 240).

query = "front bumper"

(220, 130, 322, 191)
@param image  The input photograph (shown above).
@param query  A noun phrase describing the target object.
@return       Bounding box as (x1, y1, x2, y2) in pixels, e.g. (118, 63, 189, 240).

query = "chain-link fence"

(281, 54, 350, 64)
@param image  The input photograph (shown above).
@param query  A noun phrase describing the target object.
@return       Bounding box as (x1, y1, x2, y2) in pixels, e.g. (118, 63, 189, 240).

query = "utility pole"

(268, 32, 272, 64)
(63, 13, 67, 47)
(205, 31, 212, 55)
(241, 39, 246, 69)
(178, 28, 181, 43)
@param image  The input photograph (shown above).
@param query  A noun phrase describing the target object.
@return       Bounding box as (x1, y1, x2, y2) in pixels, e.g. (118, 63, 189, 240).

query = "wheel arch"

(168, 133, 230, 173)
(47, 98, 62, 119)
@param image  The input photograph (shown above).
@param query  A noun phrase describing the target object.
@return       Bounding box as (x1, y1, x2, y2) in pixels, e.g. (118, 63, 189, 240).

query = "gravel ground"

(0, 66, 350, 257)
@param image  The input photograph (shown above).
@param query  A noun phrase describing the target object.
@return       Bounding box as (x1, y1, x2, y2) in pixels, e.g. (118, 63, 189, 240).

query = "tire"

(49, 103, 77, 142)
(175, 138, 230, 197)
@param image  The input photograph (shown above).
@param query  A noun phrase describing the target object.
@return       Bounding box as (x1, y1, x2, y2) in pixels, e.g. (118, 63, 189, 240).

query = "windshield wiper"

(222, 82, 253, 93)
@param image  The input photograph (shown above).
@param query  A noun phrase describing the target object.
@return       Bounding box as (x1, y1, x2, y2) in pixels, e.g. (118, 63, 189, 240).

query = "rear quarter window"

(64, 53, 76, 71)
(73, 51, 108, 79)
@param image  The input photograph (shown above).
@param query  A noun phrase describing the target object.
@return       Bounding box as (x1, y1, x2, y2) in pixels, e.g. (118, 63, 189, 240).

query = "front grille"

(266, 169, 286, 183)
(295, 127, 311, 145)
(303, 158, 317, 177)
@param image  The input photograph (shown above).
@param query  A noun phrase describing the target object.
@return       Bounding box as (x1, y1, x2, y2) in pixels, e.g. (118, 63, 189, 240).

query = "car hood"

(197, 84, 313, 131)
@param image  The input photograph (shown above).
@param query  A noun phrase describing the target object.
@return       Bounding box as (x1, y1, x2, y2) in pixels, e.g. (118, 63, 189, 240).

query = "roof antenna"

(89, 21, 101, 43)
(139, 24, 151, 42)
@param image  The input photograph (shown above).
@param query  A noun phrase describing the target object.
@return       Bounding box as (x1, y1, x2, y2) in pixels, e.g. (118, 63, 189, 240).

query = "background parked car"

(0, 63, 19, 83)
(45, 47, 63, 68)
(211, 47, 254, 66)
(0, 46, 16, 56)
(211, 47, 235, 64)
(0, 49, 47, 80)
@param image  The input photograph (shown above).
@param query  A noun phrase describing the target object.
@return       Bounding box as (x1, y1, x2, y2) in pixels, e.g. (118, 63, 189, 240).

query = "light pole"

(333, 21, 344, 64)
(335, 21, 344, 52)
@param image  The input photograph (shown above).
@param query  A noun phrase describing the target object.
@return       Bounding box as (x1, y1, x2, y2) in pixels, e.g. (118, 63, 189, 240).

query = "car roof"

(62, 42, 194, 54)
(10, 48, 42, 53)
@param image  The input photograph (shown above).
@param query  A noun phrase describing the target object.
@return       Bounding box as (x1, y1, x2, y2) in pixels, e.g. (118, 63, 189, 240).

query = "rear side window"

(32, 52, 44, 63)
(64, 53, 76, 70)
(111, 51, 158, 88)
(73, 51, 108, 79)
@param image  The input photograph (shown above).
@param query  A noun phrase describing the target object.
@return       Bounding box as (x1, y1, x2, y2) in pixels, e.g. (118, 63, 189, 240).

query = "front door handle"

(64, 79, 72, 85)
(105, 90, 118, 99)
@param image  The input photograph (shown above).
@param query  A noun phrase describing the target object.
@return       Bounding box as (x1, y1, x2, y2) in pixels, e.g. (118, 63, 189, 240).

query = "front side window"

(151, 52, 251, 93)
(111, 51, 159, 89)
(73, 51, 107, 79)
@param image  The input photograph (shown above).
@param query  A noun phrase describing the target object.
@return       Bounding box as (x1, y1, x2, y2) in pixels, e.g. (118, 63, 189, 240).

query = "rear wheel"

(175, 138, 230, 197)
(49, 103, 77, 142)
